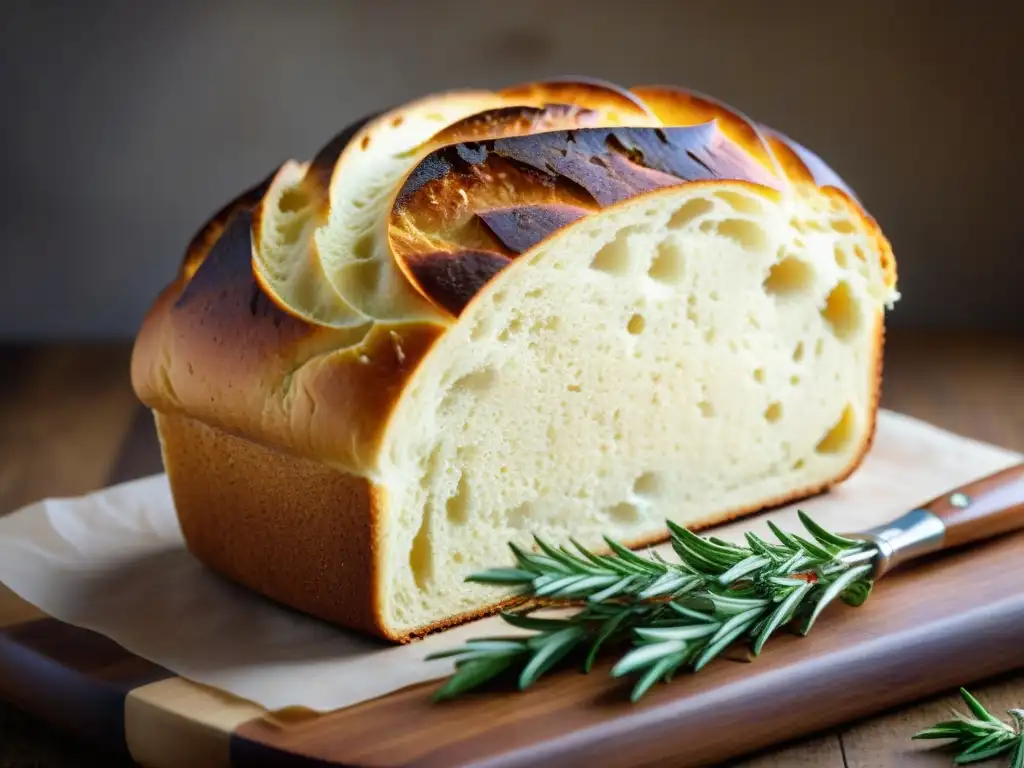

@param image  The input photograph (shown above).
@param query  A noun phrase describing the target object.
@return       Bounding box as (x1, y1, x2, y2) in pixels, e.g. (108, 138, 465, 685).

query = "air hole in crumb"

(820, 281, 860, 340)
(649, 240, 685, 283)
(834, 245, 849, 268)
(607, 502, 640, 524)
(525, 287, 544, 299)
(633, 472, 663, 499)
(567, 383, 581, 393)
(446, 474, 470, 525)
(764, 256, 815, 295)
(753, 367, 766, 383)
(831, 219, 855, 234)
(815, 338, 825, 356)
(792, 459, 805, 470)
(627, 313, 646, 335)
(816, 404, 856, 454)
(792, 341, 805, 362)
(278, 186, 308, 213)
(668, 198, 714, 229)
(707, 329, 719, 344)
(790, 374, 801, 385)
(506, 502, 535, 529)
(450, 367, 496, 394)
(764, 402, 783, 423)
(716, 190, 763, 215)
(853, 245, 867, 262)
(353, 233, 374, 260)
(360, 135, 371, 150)
(409, 513, 432, 589)
(698, 400, 714, 418)
(591, 226, 642, 274)
(717, 219, 768, 250)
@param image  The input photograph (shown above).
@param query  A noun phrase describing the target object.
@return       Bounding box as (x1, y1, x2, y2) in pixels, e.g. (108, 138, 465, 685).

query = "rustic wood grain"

(0, 332, 1022, 768)
(222, 528, 1024, 767)
(0, 343, 141, 768)
(0, 343, 139, 514)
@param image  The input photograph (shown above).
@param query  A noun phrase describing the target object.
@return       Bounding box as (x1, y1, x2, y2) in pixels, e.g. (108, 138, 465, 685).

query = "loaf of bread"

(131, 78, 898, 642)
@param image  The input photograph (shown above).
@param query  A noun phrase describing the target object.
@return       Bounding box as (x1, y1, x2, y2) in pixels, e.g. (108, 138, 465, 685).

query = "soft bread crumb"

(376, 183, 892, 635)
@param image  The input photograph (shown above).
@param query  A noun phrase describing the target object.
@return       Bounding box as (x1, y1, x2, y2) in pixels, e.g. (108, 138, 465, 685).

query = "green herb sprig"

(427, 512, 875, 702)
(913, 688, 1024, 766)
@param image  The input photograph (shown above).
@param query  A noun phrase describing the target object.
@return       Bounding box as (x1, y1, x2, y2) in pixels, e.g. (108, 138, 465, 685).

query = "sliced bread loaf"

(131, 78, 898, 641)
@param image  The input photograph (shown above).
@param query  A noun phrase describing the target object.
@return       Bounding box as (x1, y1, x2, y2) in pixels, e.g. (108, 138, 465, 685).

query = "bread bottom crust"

(155, 317, 883, 644)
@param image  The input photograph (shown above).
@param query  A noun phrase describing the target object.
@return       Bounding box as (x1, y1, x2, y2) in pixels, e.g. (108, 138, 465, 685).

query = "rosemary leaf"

(797, 510, 863, 549)
(429, 511, 878, 702)
(693, 607, 763, 671)
(753, 581, 812, 656)
(630, 653, 685, 703)
(583, 607, 637, 673)
(518, 626, 587, 689)
(961, 687, 1009, 726)
(611, 639, 688, 678)
(432, 654, 522, 702)
(801, 564, 873, 635)
(717, 555, 773, 585)
(913, 688, 1024, 767)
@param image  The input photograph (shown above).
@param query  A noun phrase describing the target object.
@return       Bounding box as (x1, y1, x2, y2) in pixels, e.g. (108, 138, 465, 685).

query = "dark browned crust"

(390, 122, 780, 314)
(477, 203, 590, 254)
(404, 250, 513, 317)
(180, 171, 275, 282)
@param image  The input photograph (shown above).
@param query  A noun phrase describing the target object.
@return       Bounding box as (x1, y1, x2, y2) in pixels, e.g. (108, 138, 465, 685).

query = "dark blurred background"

(0, 0, 1022, 340)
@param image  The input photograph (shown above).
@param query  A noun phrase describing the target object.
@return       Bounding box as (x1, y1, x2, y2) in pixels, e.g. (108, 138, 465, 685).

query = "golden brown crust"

(155, 411, 384, 637)
(132, 193, 445, 473)
(156, 411, 527, 643)
(629, 85, 780, 177)
(498, 77, 658, 124)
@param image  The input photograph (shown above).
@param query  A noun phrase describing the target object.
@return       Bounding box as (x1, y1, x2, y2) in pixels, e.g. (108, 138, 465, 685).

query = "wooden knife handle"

(925, 463, 1024, 549)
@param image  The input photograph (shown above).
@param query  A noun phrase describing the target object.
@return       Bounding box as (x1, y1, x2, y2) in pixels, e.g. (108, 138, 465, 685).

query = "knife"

(845, 462, 1024, 577)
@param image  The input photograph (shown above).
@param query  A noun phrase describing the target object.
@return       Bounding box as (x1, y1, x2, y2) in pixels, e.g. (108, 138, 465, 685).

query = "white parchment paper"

(0, 410, 1019, 713)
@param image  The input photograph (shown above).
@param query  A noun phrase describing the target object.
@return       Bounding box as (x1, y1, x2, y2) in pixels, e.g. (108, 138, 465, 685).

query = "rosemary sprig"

(913, 688, 1024, 766)
(427, 511, 876, 702)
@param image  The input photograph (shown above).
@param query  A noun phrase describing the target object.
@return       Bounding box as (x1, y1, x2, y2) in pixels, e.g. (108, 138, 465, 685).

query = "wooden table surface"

(0, 329, 1022, 768)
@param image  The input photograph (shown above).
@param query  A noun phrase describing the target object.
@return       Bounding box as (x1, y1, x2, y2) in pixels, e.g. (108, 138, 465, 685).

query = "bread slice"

(131, 79, 898, 642)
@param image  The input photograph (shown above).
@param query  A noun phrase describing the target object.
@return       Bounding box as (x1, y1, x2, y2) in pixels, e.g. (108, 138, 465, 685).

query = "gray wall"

(2, 0, 1021, 340)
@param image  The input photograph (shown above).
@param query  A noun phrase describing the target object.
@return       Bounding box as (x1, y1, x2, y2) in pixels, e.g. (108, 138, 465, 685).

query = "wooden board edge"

(125, 677, 267, 768)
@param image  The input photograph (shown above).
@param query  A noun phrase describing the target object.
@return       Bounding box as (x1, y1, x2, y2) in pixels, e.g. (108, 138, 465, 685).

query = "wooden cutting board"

(2, 526, 1023, 768)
